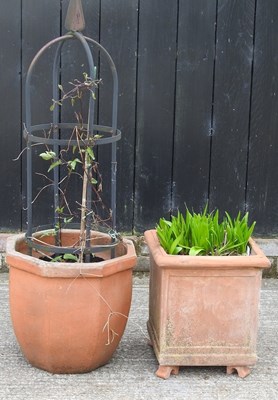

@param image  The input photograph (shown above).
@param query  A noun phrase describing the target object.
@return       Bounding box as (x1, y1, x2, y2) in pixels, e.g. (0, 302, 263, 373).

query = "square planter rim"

(144, 229, 270, 270)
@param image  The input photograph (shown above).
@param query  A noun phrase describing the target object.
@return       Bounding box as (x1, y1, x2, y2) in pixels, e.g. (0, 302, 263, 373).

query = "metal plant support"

(24, 0, 120, 258)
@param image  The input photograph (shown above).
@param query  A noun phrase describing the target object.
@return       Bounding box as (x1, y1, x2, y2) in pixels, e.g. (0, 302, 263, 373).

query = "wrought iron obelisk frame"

(24, 0, 121, 259)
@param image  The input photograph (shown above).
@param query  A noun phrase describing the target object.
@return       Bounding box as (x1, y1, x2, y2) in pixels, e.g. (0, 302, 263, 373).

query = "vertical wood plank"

(209, 0, 255, 215)
(134, 0, 178, 232)
(247, 0, 278, 234)
(21, 1, 61, 229)
(0, 0, 21, 230)
(98, 0, 138, 232)
(172, 0, 216, 213)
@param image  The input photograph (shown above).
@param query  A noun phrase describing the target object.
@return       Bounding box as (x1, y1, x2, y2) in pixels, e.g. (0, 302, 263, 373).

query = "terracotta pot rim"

(6, 230, 137, 278)
(144, 229, 270, 269)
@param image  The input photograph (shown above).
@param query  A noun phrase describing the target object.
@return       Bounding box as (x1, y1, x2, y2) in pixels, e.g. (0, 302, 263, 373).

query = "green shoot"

(156, 206, 255, 256)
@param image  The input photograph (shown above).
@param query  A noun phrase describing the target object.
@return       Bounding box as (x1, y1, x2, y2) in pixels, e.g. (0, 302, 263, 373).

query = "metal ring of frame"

(25, 224, 120, 256)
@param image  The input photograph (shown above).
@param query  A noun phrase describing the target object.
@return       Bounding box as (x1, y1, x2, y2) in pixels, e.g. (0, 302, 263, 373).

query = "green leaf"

(51, 255, 63, 262)
(55, 206, 64, 214)
(189, 247, 204, 256)
(50, 103, 55, 111)
(63, 217, 73, 224)
(68, 158, 82, 171)
(39, 151, 56, 161)
(48, 159, 62, 172)
(86, 147, 95, 160)
(63, 254, 78, 262)
(91, 177, 97, 184)
(169, 233, 183, 255)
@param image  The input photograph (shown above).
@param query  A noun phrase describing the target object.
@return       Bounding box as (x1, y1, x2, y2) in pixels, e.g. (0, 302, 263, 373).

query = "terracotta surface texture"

(144, 229, 270, 379)
(6, 230, 137, 374)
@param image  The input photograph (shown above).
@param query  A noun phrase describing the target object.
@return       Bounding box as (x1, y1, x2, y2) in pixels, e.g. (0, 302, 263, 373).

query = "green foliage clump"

(156, 206, 255, 256)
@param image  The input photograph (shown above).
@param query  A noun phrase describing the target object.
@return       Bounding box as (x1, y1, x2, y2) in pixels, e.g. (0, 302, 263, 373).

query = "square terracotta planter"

(144, 229, 270, 379)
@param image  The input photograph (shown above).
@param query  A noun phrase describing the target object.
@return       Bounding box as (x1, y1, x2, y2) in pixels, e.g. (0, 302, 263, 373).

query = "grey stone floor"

(0, 273, 278, 400)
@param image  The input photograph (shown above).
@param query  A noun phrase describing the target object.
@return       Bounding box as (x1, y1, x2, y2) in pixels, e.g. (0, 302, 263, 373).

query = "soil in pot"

(39, 254, 104, 263)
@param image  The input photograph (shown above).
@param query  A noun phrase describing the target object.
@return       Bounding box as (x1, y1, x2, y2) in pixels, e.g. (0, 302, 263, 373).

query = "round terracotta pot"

(6, 230, 137, 374)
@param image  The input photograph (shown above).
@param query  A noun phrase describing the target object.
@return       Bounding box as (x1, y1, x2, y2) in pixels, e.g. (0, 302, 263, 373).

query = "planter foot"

(226, 366, 251, 378)
(156, 365, 179, 379)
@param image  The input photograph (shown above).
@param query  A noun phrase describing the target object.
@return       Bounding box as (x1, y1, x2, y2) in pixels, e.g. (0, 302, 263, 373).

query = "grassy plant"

(156, 206, 255, 256)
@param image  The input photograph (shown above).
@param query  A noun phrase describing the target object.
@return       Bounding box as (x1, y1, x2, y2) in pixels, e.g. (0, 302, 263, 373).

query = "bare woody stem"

(79, 151, 90, 262)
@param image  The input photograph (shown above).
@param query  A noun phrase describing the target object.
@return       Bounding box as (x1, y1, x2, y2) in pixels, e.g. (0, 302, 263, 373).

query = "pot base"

(226, 366, 251, 378)
(153, 363, 251, 380)
(155, 365, 179, 380)
(148, 323, 253, 380)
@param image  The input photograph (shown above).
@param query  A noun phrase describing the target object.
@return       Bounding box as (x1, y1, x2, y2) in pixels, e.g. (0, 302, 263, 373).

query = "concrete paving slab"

(0, 274, 278, 400)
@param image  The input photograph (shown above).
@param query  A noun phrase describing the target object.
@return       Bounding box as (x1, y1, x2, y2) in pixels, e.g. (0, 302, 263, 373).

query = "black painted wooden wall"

(0, 0, 277, 235)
